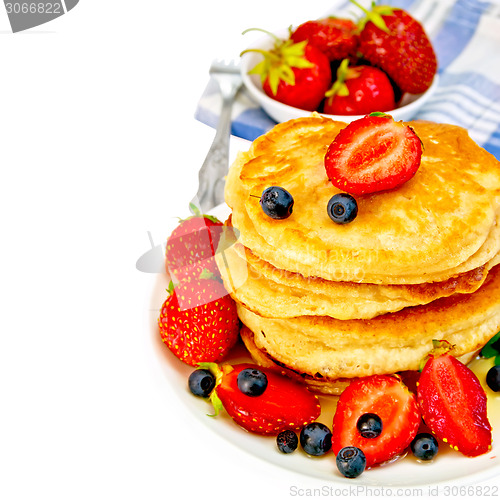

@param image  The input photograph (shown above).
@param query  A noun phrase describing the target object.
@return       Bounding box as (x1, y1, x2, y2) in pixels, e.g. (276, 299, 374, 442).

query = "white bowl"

(240, 31, 439, 124)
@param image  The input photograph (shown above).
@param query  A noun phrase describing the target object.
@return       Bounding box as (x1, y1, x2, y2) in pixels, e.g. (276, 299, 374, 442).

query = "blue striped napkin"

(195, 0, 500, 159)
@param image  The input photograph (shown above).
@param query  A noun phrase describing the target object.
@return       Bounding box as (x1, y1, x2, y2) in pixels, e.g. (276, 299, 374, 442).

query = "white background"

(1, 1, 498, 499)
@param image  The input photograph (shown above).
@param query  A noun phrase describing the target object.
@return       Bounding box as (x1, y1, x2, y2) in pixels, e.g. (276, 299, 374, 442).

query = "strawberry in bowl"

(290, 17, 359, 62)
(354, 0, 438, 95)
(323, 58, 396, 116)
(240, 1, 438, 123)
(241, 28, 332, 112)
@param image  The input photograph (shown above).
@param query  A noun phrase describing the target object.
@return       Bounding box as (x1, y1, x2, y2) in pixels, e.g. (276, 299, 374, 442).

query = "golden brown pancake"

(219, 115, 500, 395)
(216, 235, 497, 320)
(239, 326, 481, 395)
(225, 116, 500, 285)
(236, 264, 500, 394)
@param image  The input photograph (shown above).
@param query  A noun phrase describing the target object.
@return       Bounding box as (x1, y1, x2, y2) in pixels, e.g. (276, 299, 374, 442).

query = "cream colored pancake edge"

(236, 264, 500, 380)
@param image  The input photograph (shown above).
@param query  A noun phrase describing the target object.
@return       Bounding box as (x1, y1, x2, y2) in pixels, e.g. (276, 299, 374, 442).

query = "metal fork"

(191, 59, 243, 213)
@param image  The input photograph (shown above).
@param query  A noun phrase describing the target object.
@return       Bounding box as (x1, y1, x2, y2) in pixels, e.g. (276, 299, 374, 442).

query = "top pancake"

(225, 115, 500, 284)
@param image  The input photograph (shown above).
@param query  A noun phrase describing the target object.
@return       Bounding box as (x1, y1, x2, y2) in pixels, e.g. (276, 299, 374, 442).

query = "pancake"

(236, 264, 500, 394)
(225, 116, 500, 285)
(216, 235, 499, 320)
(239, 326, 480, 395)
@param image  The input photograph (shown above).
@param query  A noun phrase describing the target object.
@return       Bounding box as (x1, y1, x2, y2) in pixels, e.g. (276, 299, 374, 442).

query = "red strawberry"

(158, 275, 239, 367)
(331, 374, 421, 468)
(203, 363, 321, 435)
(351, 1, 437, 94)
(324, 113, 422, 195)
(242, 28, 331, 111)
(398, 370, 420, 395)
(165, 205, 223, 281)
(323, 58, 395, 115)
(290, 17, 359, 61)
(417, 340, 492, 457)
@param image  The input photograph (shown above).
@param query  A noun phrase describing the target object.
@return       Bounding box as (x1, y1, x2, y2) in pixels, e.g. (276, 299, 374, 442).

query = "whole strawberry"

(158, 274, 239, 367)
(417, 340, 492, 457)
(351, 1, 437, 94)
(198, 363, 321, 435)
(323, 58, 395, 115)
(290, 17, 359, 62)
(242, 28, 331, 111)
(165, 204, 223, 282)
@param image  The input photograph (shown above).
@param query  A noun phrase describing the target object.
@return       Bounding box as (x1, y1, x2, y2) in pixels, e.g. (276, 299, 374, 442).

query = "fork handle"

(191, 90, 239, 213)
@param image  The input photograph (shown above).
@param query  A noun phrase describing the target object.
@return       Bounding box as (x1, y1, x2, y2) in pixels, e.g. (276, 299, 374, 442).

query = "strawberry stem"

(189, 203, 202, 217)
(240, 28, 313, 95)
(208, 391, 224, 417)
(239, 48, 281, 63)
(419, 339, 455, 371)
(196, 362, 227, 416)
(348, 0, 392, 33)
(242, 27, 281, 42)
(325, 58, 357, 98)
(349, 0, 371, 16)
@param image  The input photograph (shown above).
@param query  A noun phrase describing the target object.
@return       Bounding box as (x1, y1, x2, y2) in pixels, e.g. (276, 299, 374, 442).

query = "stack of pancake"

(216, 114, 500, 395)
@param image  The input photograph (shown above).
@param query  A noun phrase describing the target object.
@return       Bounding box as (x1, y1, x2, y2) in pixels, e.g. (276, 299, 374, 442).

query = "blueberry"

(327, 193, 358, 224)
(486, 365, 500, 392)
(237, 368, 268, 396)
(188, 369, 216, 397)
(260, 186, 294, 219)
(410, 433, 439, 461)
(300, 422, 332, 456)
(336, 446, 366, 478)
(277, 430, 298, 454)
(356, 413, 383, 439)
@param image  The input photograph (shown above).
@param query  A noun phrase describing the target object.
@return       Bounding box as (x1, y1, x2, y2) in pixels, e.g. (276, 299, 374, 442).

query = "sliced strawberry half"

(331, 374, 421, 468)
(204, 363, 321, 435)
(417, 341, 492, 457)
(324, 113, 422, 195)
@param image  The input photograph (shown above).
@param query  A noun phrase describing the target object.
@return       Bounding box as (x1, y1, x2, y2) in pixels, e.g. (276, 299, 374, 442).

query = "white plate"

(149, 203, 500, 489)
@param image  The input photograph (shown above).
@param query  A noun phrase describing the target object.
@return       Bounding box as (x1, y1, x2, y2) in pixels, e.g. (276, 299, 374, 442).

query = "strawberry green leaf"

(267, 71, 283, 95)
(189, 203, 201, 217)
(197, 361, 222, 377)
(325, 58, 358, 98)
(247, 58, 271, 84)
(279, 65, 295, 84)
(349, 0, 393, 32)
(178, 211, 221, 225)
(203, 214, 221, 224)
(282, 40, 314, 68)
(208, 390, 224, 417)
(242, 29, 314, 94)
(196, 362, 226, 416)
(419, 339, 454, 371)
(481, 331, 500, 358)
(431, 339, 454, 352)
